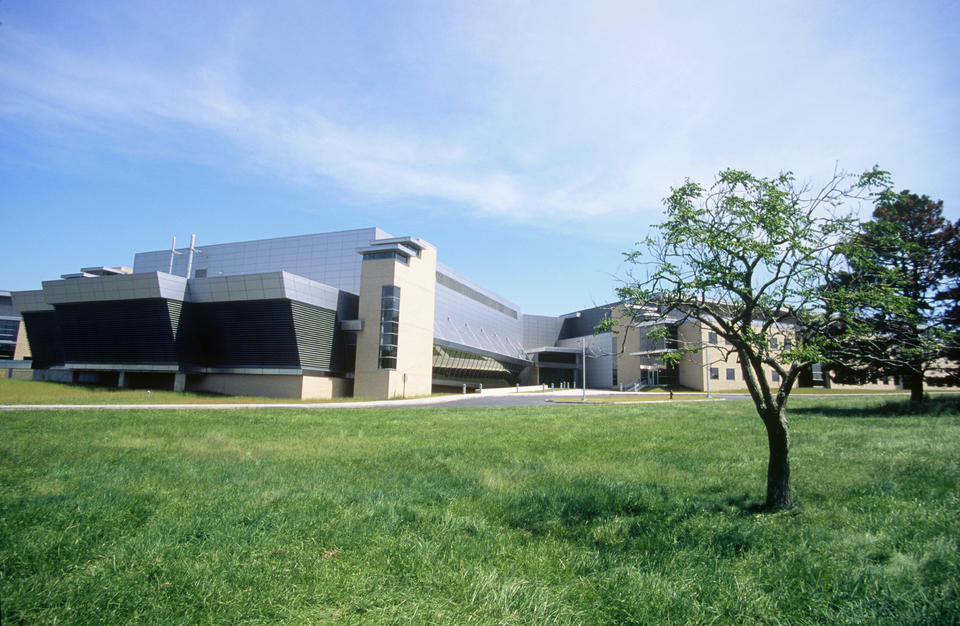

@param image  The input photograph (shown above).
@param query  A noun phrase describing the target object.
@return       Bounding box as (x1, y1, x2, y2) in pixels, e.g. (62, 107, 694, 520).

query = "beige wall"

(6, 368, 35, 380)
(188, 373, 352, 399)
(616, 315, 795, 392)
(613, 308, 675, 387)
(353, 243, 437, 400)
(301, 375, 353, 399)
(677, 322, 706, 390)
(678, 322, 794, 392)
(615, 313, 649, 387)
(13, 322, 31, 360)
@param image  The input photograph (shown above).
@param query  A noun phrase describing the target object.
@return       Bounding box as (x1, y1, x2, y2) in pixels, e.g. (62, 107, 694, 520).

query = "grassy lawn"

(0, 379, 387, 405)
(551, 394, 711, 403)
(1, 398, 958, 623)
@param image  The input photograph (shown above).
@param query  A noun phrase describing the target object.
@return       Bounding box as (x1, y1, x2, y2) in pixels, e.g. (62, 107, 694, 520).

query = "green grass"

(0, 378, 386, 405)
(1, 397, 958, 623)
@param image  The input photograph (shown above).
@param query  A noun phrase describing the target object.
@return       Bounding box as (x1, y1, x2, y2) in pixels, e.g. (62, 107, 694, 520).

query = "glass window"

(363, 251, 408, 264)
(710, 367, 719, 380)
(726, 368, 735, 380)
(0, 319, 18, 342)
(784, 338, 792, 350)
(194, 268, 207, 278)
(771, 370, 780, 382)
(378, 285, 400, 369)
(769, 337, 778, 349)
(708, 332, 718, 344)
(811, 363, 824, 381)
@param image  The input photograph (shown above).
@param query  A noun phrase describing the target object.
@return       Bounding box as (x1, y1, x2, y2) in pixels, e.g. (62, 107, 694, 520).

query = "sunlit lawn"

(1, 396, 958, 623)
(0, 378, 380, 405)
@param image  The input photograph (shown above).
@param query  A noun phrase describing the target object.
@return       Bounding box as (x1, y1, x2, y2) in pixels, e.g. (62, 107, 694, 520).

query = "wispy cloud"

(1, 0, 957, 227)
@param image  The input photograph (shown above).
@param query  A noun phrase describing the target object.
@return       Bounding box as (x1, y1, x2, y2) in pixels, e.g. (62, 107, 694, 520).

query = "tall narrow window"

(378, 286, 400, 369)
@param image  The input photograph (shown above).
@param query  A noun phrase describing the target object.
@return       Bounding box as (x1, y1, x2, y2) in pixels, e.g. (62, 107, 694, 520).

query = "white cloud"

(1, 0, 957, 227)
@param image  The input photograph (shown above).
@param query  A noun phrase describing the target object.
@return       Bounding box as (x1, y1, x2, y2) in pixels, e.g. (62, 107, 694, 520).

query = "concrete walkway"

(0, 387, 693, 411)
(1, 388, 938, 411)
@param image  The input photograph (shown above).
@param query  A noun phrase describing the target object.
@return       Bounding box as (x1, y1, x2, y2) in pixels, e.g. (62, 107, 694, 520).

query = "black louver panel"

(290, 301, 337, 370)
(178, 300, 299, 368)
(177, 299, 335, 370)
(21, 311, 65, 368)
(55, 299, 179, 364)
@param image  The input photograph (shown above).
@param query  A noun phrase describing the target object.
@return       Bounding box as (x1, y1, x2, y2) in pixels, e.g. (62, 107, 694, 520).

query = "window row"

(706, 331, 792, 351)
(709, 367, 783, 383)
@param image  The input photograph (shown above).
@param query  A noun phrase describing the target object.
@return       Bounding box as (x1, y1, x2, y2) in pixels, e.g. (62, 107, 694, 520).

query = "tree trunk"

(909, 371, 924, 404)
(763, 412, 792, 509)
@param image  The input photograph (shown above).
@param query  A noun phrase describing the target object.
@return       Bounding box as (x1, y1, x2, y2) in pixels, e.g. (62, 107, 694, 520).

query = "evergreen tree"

(831, 191, 959, 402)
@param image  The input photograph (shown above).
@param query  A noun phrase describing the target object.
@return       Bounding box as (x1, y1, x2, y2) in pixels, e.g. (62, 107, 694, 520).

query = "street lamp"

(581, 337, 587, 402)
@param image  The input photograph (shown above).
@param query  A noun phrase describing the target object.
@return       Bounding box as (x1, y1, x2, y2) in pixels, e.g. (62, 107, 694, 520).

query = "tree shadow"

(492, 479, 783, 554)
(790, 395, 960, 418)
(717, 493, 770, 515)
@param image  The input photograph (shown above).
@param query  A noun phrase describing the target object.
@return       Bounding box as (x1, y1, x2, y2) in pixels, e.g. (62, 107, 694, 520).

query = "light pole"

(581, 337, 587, 401)
(703, 342, 713, 398)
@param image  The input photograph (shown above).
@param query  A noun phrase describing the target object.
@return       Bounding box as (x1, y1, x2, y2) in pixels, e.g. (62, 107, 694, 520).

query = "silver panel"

(134, 227, 391, 294)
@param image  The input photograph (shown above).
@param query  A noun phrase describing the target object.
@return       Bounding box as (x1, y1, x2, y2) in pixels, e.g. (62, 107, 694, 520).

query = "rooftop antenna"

(184, 234, 203, 279)
(167, 236, 182, 274)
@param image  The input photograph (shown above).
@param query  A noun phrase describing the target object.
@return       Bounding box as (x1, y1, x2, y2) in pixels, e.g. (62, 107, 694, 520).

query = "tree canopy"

(609, 167, 890, 509)
(828, 190, 959, 402)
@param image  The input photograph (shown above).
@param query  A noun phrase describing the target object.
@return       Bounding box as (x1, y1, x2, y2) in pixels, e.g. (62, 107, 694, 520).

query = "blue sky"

(2, 1, 958, 314)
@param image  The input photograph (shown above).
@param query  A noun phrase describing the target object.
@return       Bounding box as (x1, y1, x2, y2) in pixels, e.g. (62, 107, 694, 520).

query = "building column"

(118, 371, 127, 388)
(173, 372, 186, 392)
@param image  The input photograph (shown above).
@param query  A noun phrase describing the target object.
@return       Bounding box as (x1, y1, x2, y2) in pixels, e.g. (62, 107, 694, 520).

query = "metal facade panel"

(134, 228, 391, 294)
(11, 290, 52, 313)
(433, 282, 525, 361)
(521, 314, 564, 350)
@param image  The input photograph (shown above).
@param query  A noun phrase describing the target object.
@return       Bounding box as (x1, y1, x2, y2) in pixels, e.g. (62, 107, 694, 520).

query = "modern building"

(10, 228, 913, 397)
(11, 228, 621, 399)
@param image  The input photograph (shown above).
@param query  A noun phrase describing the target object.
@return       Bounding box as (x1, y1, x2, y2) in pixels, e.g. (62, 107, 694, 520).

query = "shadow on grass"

(790, 395, 960, 418)
(493, 479, 782, 542)
(717, 493, 770, 514)
(493, 479, 681, 536)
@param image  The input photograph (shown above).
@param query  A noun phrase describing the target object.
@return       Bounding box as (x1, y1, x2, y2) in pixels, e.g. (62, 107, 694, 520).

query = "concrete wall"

(354, 242, 437, 399)
(676, 322, 804, 392)
(677, 322, 705, 390)
(13, 322, 31, 360)
(301, 375, 353, 399)
(29, 369, 75, 383)
(5, 367, 35, 380)
(189, 373, 303, 398)
(187, 373, 352, 399)
(616, 321, 661, 387)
